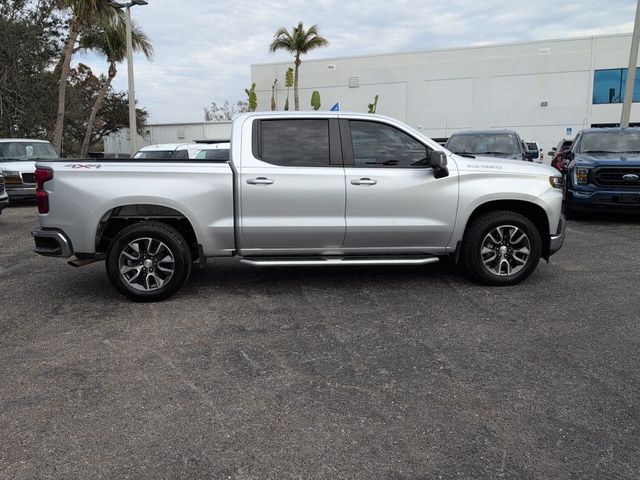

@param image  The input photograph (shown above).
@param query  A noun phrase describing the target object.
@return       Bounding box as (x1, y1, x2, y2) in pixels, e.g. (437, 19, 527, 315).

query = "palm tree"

(78, 16, 153, 158)
(52, 0, 117, 154)
(269, 23, 328, 111)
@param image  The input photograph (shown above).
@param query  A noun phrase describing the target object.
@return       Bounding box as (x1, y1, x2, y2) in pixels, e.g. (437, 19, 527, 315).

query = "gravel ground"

(1, 203, 639, 479)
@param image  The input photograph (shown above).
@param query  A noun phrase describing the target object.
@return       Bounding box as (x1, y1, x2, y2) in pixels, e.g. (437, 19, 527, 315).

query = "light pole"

(109, 0, 148, 156)
(621, 0, 640, 128)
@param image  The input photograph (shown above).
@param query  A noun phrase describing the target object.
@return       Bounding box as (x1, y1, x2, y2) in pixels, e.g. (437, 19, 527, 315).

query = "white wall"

(252, 34, 640, 159)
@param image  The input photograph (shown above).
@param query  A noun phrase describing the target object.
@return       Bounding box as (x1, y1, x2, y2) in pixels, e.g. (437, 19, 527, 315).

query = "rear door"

(239, 118, 345, 250)
(341, 119, 458, 251)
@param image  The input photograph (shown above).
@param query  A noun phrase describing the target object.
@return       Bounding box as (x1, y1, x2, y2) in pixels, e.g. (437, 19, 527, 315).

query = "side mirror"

(547, 151, 554, 157)
(562, 151, 574, 161)
(429, 150, 449, 179)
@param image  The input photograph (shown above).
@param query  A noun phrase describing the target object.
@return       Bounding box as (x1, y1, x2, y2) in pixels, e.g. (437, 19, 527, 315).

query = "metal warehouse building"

(251, 33, 640, 154)
(104, 121, 232, 154)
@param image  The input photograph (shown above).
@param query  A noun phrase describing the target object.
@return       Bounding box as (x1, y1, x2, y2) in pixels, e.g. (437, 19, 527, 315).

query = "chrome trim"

(240, 257, 440, 267)
(31, 229, 73, 258)
(549, 215, 566, 256)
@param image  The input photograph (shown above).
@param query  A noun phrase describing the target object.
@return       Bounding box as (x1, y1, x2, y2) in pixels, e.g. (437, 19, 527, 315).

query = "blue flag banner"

(330, 102, 340, 112)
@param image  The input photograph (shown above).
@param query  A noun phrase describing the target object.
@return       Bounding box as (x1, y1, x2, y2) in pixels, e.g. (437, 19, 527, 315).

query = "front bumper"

(548, 215, 566, 256)
(566, 188, 640, 212)
(6, 185, 36, 200)
(32, 228, 73, 258)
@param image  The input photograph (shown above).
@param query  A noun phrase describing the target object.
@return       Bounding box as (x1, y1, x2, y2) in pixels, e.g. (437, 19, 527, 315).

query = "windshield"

(579, 132, 640, 153)
(195, 149, 230, 161)
(134, 151, 175, 159)
(447, 134, 521, 155)
(0, 142, 58, 161)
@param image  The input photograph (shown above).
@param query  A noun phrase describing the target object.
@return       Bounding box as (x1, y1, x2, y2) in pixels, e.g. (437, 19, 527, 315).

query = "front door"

(239, 118, 345, 251)
(342, 119, 459, 251)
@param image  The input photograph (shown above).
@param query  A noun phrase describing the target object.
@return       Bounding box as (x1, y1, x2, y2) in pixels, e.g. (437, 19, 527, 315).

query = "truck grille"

(592, 167, 640, 188)
(21, 172, 35, 184)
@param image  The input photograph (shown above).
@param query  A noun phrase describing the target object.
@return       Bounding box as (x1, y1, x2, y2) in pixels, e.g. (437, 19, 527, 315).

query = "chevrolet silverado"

(32, 112, 566, 301)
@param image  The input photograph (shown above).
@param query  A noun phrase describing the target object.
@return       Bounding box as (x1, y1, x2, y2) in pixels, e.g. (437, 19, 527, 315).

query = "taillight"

(35, 167, 53, 214)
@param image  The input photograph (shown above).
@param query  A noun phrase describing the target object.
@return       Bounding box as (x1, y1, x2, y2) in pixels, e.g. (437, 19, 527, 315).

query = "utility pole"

(109, 0, 148, 156)
(621, 0, 640, 127)
(125, 6, 136, 156)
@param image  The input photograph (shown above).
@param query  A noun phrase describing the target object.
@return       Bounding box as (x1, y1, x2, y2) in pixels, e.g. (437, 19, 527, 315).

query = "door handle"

(247, 177, 274, 185)
(351, 178, 377, 186)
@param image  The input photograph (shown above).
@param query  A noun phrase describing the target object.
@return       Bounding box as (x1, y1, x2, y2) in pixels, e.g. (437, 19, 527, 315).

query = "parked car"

(193, 142, 230, 161)
(564, 127, 640, 218)
(445, 130, 533, 161)
(0, 139, 59, 200)
(134, 142, 230, 160)
(32, 112, 565, 301)
(0, 174, 8, 214)
(525, 141, 543, 163)
(550, 139, 573, 172)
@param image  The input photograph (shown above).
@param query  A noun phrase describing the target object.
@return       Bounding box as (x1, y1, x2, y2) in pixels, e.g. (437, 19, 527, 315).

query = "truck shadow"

(184, 258, 470, 296)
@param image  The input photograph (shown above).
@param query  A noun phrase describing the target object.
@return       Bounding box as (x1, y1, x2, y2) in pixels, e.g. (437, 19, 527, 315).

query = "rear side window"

(349, 121, 428, 167)
(195, 149, 230, 161)
(172, 149, 189, 160)
(258, 119, 330, 166)
(134, 151, 174, 159)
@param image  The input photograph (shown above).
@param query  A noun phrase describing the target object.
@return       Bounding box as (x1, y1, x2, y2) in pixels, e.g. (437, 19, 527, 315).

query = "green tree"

(52, 0, 118, 154)
(271, 78, 278, 111)
(311, 90, 321, 111)
(78, 15, 153, 157)
(368, 95, 379, 114)
(269, 22, 328, 111)
(0, 0, 63, 137)
(62, 64, 148, 156)
(245, 83, 257, 112)
(284, 67, 294, 111)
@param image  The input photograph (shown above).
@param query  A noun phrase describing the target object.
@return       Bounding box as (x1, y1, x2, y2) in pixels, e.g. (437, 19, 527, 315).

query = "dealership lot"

(1, 204, 639, 479)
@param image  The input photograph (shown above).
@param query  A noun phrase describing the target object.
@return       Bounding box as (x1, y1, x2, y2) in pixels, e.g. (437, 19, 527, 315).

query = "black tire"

(105, 221, 192, 302)
(461, 210, 542, 286)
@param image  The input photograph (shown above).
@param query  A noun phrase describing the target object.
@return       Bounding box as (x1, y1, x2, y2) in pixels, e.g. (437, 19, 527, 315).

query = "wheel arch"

(461, 200, 551, 261)
(95, 203, 200, 258)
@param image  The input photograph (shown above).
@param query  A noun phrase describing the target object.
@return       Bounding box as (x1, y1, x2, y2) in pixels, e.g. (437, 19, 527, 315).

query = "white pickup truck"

(32, 112, 566, 301)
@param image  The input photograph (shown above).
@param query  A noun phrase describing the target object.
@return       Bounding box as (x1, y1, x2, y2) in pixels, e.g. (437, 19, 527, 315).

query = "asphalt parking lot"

(1, 204, 639, 479)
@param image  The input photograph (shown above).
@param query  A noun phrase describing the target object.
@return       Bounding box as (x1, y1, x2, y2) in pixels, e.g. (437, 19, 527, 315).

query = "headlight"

(549, 176, 563, 189)
(573, 167, 590, 185)
(1, 170, 20, 178)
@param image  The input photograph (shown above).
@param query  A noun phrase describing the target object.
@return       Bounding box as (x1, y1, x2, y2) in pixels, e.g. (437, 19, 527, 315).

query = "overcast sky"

(75, 0, 637, 123)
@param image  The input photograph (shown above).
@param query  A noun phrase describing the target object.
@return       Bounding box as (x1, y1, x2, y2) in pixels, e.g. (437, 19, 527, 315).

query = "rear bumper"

(6, 185, 36, 199)
(548, 215, 566, 256)
(31, 228, 73, 258)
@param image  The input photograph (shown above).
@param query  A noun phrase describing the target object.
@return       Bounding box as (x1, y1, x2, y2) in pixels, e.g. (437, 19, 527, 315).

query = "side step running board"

(240, 257, 440, 267)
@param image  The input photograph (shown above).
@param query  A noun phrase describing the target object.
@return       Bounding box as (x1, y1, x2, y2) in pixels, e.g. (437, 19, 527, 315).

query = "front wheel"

(461, 210, 542, 286)
(106, 221, 192, 302)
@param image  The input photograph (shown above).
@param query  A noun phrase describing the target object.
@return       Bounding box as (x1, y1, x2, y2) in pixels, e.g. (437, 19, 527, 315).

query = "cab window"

(349, 121, 428, 167)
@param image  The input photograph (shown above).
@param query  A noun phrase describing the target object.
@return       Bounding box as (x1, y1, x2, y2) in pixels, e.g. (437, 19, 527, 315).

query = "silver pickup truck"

(32, 112, 566, 301)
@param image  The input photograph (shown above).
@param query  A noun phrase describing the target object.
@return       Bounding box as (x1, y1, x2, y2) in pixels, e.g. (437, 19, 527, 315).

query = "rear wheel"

(461, 210, 542, 286)
(106, 221, 192, 302)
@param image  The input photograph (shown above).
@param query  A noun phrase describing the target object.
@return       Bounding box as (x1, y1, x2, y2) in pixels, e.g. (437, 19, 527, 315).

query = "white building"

(104, 121, 232, 155)
(251, 33, 640, 155)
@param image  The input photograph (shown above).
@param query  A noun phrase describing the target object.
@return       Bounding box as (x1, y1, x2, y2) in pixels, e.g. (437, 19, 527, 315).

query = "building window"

(593, 68, 640, 104)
